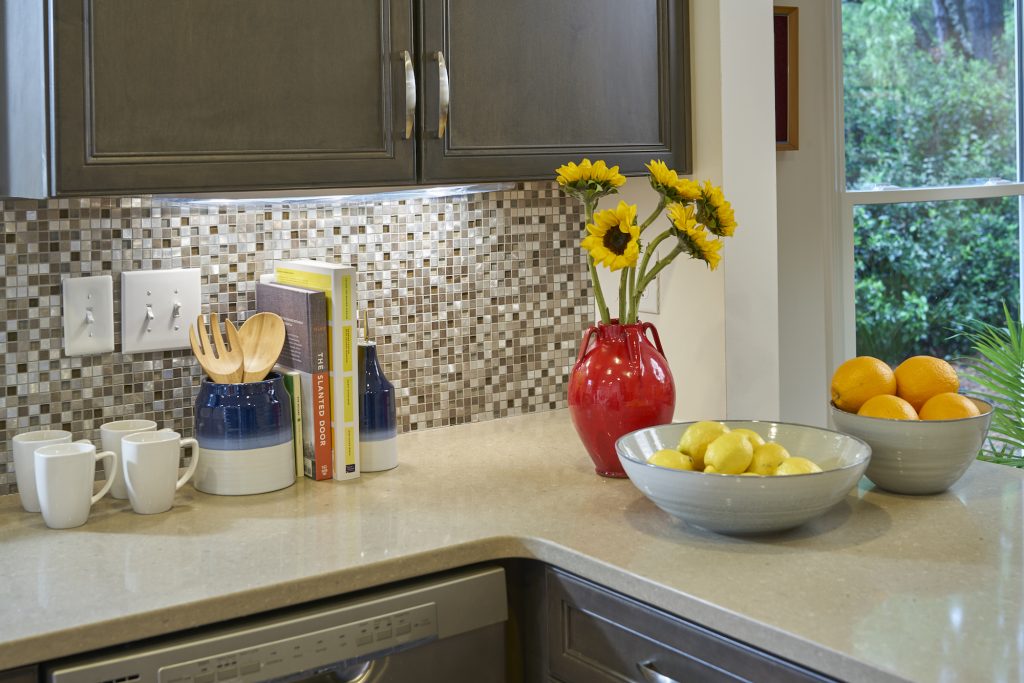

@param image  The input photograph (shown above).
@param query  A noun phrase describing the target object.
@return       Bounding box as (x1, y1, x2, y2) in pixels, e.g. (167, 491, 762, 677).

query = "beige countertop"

(1, 409, 1021, 681)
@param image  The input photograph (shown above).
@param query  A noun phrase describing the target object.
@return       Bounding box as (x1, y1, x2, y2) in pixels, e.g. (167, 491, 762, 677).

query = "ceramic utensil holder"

(193, 372, 295, 495)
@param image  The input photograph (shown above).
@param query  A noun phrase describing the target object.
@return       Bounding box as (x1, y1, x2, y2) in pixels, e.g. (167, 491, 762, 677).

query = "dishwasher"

(43, 566, 508, 683)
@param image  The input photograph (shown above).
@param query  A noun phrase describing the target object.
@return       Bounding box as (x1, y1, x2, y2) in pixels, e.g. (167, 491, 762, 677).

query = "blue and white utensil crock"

(194, 372, 295, 495)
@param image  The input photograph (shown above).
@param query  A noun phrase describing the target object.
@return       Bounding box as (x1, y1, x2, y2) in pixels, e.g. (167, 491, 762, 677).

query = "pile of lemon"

(647, 421, 822, 476)
(830, 355, 979, 421)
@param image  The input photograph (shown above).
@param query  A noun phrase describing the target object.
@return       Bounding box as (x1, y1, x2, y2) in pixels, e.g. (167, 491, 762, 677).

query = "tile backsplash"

(1, 182, 590, 495)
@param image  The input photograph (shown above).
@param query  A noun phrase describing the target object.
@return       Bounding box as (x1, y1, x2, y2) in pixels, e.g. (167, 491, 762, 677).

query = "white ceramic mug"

(100, 419, 171, 500)
(34, 442, 116, 529)
(12, 430, 91, 512)
(121, 431, 198, 515)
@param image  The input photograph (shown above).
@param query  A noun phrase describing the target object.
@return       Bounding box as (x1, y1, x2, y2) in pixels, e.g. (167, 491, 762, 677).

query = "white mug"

(100, 419, 170, 500)
(12, 430, 90, 513)
(34, 442, 116, 529)
(121, 431, 198, 515)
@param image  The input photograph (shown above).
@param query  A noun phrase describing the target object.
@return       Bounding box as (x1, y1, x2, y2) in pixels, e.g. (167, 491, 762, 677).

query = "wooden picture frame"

(774, 6, 799, 151)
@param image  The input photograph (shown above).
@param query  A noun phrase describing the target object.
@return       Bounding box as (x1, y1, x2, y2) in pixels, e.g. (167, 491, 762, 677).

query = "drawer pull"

(400, 50, 416, 140)
(637, 661, 683, 683)
(435, 51, 450, 138)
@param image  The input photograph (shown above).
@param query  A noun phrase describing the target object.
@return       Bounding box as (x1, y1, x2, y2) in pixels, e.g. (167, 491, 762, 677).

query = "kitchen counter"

(1, 410, 1021, 681)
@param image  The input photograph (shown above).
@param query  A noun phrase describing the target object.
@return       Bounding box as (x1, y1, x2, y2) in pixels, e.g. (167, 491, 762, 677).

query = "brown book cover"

(256, 282, 328, 374)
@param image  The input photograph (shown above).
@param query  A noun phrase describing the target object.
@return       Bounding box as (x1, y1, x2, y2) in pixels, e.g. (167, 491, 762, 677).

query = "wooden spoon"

(237, 312, 287, 383)
(188, 313, 245, 384)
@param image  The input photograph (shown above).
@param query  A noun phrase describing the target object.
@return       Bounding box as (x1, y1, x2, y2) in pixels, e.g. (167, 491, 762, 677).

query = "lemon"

(677, 421, 730, 470)
(747, 442, 790, 475)
(703, 432, 754, 474)
(703, 465, 720, 474)
(647, 449, 695, 471)
(731, 428, 766, 449)
(775, 457, 823, 475)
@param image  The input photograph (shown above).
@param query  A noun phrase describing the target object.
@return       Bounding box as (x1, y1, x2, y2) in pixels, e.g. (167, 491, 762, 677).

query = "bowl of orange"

(828, 355, 994, 495)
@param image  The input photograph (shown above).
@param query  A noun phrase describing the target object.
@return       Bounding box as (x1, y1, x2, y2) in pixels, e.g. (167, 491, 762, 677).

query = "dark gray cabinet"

(50, 0, 416, 195)
(546, 568, 834, 683)
(2, 0, 690, 197)
(419, 0, 690, 183)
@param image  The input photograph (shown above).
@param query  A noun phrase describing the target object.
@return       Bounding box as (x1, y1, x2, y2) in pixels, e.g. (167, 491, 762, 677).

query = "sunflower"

(556, 158, 625, 191)
(668, 202, 723, 270)
(646, 160, 703, 204)
(697, 181, 738, 237)
(582, 201, 640, 271)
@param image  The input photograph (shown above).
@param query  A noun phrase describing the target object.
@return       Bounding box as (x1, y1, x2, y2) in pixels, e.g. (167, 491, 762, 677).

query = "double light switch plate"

(121, 269, 202, 353)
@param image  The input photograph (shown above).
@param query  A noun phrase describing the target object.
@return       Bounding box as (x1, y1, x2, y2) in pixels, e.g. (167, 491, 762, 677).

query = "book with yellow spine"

(273, 259, 360, 480)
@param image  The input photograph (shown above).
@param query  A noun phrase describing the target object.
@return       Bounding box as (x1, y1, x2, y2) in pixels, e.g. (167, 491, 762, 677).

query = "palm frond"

(956, 303, 1024, 468)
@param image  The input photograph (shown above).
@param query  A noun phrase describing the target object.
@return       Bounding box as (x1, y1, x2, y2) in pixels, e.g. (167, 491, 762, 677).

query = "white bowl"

(829, 398, 993, 495)
(616, 421, 872, 535)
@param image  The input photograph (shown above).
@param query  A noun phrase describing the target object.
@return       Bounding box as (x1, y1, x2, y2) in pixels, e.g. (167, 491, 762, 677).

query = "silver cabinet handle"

(434, 51, 449, 139)
(400, 50, 416, 140)
(636, 661, 683, 683)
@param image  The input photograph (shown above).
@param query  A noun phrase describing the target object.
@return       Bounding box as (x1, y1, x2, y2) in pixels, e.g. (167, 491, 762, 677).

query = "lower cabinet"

(545, 568, 834, 683)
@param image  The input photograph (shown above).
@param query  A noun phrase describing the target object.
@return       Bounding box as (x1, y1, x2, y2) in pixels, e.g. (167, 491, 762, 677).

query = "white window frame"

(829, 0, 1024, 370)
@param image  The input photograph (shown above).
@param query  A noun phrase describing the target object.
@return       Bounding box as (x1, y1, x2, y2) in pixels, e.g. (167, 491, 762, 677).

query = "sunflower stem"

(583, 199, 611, 324)
(627, 265, 636, 324)
(639, 197, 667, 235)
(636, 243, 686, 306)
(633, 228, 674, 314)
(618, 269, 629, 322)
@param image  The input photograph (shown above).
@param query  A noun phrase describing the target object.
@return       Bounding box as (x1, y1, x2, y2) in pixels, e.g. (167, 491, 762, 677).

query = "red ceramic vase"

(568, 320, 676, 477)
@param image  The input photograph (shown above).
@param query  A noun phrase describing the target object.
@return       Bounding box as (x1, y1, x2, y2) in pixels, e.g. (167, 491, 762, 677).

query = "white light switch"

(638, 274, 660, 315)
(121, 269, 202, 353)
(62, 275, 115, 356)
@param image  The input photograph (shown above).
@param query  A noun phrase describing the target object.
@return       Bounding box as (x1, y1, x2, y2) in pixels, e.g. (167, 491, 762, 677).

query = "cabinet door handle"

(400, 50, 416, 140)
(434, 51, 449, 139)
(636, 661, 683, 683)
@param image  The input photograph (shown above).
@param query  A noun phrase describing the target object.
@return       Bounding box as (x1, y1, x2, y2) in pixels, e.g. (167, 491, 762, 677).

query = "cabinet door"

(51, 0, 415, 195)
(546, 568, 835, 683)
(418, 0, 690, 183)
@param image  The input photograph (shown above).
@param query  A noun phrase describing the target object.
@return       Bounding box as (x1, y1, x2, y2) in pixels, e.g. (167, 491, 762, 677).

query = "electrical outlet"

(121, 269, 202, 353)
(62, 275, 115, 356)
(638, 274, 660, 315)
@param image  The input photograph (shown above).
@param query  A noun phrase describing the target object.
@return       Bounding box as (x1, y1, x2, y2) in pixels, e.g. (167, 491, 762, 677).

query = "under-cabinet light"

(158, 183, 516, 206)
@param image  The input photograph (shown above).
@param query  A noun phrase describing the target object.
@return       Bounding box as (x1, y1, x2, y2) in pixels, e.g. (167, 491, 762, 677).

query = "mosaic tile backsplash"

(1, 182, 590, 495)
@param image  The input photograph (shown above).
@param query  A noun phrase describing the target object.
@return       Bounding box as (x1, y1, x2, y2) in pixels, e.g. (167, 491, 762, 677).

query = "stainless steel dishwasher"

(44, 566, 508, 683)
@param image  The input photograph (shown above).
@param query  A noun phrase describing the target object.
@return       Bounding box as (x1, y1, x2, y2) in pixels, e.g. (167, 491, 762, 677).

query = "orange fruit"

(893, 356, 959, 412)
(857, 394, 919, 420)
(830, 356, 897, 413)
(919, 392, 981, 421)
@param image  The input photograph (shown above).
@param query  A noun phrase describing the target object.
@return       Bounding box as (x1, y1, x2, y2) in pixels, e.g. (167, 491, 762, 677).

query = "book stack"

(265, 259, 361, 480)
(257, 281, 333, 480)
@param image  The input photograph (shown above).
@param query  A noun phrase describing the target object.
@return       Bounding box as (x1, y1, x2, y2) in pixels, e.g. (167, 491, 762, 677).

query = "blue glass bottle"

(357, 341, 398, 471)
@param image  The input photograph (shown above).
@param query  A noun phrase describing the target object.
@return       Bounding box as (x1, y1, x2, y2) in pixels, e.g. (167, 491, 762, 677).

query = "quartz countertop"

(1, 410, 1021, 681)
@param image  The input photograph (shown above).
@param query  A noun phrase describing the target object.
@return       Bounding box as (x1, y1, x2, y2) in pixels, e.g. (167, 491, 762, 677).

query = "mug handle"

(176, 438, 199, 491)
(92, 451, 117, 504)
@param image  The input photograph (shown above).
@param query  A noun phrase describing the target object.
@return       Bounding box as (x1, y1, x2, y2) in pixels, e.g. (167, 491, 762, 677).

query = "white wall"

(775, 0, 841, 426)
(597, 0, 780, 422)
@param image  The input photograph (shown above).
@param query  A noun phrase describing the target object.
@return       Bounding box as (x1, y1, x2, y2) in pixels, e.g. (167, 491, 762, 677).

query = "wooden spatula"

(237, 312, 287, 383)
(188, 313, 245, 384)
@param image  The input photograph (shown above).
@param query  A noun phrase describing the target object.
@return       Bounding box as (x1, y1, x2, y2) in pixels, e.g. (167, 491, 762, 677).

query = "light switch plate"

(638, 274, 660, 315)
(121, 269, 202, 353)
(62, 275, 115, 356)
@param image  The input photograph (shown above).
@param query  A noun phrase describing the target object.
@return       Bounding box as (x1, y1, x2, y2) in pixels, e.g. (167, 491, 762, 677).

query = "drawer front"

(546, 568, 834, 683)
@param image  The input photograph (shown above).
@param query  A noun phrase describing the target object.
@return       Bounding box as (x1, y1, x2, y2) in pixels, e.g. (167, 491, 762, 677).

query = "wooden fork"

(188, 313, 245, 384)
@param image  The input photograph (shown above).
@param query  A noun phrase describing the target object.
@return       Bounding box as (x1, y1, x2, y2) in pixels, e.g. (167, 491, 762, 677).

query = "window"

(840, 0, 1022, 367)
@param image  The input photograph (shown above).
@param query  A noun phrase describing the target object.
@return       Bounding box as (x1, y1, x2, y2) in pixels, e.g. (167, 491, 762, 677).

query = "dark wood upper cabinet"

(49, 0, 416, 195)
(419, 0, 690, 183)
(1, 0, 690, 197)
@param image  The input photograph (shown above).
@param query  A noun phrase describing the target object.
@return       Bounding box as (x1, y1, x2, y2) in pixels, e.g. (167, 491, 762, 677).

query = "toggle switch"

(121, 269, 202, 353)
(62, 275, 115, 356)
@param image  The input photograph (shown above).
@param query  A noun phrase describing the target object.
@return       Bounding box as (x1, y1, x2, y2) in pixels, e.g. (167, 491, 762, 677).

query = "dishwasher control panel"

(44, 566, 507, 683)
(158, 603, 437, 683)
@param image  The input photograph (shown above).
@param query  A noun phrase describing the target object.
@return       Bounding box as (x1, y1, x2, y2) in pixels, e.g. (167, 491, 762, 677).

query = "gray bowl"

(616, 421, 872, 535)
(829, 398, 993, 495)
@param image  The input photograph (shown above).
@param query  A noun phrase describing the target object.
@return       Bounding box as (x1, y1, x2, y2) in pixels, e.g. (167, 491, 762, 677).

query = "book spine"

(310, 370, 333, 480)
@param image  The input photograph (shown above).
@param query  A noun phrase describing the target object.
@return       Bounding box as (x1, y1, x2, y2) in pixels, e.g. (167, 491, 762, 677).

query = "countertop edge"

(4, 534, 907, 682)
